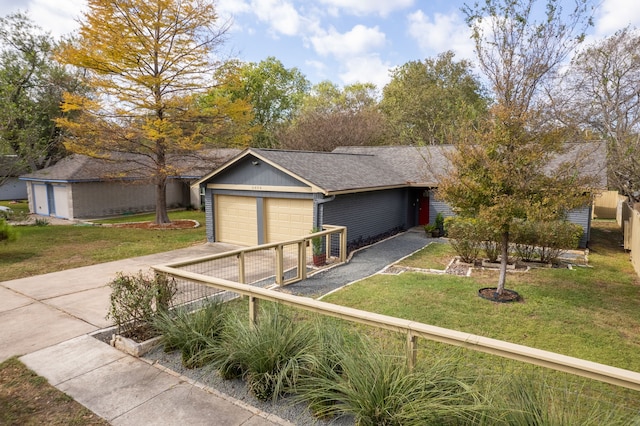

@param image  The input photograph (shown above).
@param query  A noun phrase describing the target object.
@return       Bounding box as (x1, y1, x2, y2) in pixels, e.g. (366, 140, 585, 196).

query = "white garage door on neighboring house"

(52, 185, 69, 218)
(215, 194, 258, 245)
(264, 198, 313, 243)
(33, 184, 49, 215)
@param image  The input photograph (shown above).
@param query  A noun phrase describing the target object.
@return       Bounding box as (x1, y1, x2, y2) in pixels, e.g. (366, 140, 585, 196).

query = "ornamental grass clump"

(152, 298, 228, 369)
(295, 336, 487, 426)
(477, 368, 640, 425)
(210, 306, 319, 401)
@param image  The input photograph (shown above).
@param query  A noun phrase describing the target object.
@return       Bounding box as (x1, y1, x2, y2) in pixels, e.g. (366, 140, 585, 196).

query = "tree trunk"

(496, 231, 509, 295)
(155, 176, 170, 224)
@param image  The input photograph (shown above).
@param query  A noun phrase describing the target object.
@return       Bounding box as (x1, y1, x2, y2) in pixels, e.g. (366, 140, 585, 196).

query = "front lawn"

(323, 220, 640, 372)
(0, 210, 206, 281)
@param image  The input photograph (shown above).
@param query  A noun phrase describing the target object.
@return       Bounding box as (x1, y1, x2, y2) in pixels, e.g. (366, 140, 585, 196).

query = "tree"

(380, 51, 489, 145)
(0, 12, 82, 184)
(278, 81, 387, 151)
(557, 27, 640, 201)
(56, 0, 231, 224)
(438, 0, 594, 295)
(236, 57, 310, 148)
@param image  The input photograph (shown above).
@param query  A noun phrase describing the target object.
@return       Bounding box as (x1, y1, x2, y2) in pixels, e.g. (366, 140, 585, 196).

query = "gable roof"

(20, 149, 241, 183)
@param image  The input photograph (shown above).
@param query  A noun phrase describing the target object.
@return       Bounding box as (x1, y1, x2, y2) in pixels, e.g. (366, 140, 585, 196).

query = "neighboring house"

(19, 149, 240, 220)
(195, 143, 606, 249)
(0, 156, 28, 200)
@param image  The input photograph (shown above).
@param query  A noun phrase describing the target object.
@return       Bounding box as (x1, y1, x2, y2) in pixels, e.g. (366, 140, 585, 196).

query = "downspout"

(314, 194, 335, 229)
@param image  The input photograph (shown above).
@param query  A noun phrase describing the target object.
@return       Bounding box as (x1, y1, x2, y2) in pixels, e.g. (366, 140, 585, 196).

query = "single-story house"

(195, 143, 606, 249)
(0, 156, 28, 200)
(19, 149, 240, 220)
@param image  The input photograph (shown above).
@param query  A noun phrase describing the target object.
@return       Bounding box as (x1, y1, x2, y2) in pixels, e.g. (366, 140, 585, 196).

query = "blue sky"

(1, 0, 639, 89)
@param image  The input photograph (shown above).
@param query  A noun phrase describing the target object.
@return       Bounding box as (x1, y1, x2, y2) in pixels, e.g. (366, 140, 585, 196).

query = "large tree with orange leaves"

(56, 0, 250, 224)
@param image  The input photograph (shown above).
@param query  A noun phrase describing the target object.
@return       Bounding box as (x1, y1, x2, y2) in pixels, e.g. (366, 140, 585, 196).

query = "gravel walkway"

(276, 228, 433, 298)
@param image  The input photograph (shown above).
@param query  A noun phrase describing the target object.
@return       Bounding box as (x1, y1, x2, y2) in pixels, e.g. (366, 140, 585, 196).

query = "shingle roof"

(251, 149, 408, 192)
(20, 149, 241, 182)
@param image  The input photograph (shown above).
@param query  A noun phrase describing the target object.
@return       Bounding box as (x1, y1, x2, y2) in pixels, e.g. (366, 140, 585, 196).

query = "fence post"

(249, 296, 258, 327)
(299, 240, 307, 280)
(275, 244, 284, 285)
(237, 252, 245, 284)
(339, 227, 347, 262)
(406, 332, 417, 370)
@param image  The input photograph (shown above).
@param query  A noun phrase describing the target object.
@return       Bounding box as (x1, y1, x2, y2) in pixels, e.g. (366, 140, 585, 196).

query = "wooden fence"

(621, 201, 640, 277)
(594, 190, 625, 219)
(153, 226, 640, 392)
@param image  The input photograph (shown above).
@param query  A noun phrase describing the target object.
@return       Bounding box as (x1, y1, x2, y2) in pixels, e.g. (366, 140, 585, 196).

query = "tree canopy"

(56, 0, 240, 224)
(557, 27, 640, 201)
(278, 81, 387, 151)
(0, 12, 82, 184)
(380, 51, 489, 146)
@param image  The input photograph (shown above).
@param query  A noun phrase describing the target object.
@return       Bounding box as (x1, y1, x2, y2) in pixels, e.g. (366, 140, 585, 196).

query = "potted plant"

(435, 213, 445, 236)
(311, 227, 326, 266)
(424, 223, 440, 238)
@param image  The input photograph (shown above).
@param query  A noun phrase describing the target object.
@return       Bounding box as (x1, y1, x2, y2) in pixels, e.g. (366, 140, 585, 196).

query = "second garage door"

(264, 198, 313, 243)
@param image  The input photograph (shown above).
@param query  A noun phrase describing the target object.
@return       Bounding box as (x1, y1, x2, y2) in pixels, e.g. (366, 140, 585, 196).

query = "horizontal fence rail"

(152, 264, 640, 392)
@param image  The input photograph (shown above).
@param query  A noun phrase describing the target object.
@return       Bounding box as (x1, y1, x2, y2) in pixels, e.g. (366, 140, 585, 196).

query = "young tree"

(278, 81, 387, 151)
(56, 0, 231, 224)
(557, 27, 640, 201)
(438, 0, 594, 295)
(0, 12, 82, 184)
(380, 51, 489, 145)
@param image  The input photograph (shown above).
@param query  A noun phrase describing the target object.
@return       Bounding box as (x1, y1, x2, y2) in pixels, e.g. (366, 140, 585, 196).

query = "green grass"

(397, 241, 457, 270)
(0, 210, 206, 281)
(323, 221, 640, 372)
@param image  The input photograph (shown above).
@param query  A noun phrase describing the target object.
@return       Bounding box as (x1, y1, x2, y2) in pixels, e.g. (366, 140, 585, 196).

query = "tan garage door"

(264, 198, 313, 243)
(215, 195, 258, 245)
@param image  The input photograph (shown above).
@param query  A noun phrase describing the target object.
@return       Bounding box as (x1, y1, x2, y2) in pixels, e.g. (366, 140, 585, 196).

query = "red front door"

(419, 195, 429, 225)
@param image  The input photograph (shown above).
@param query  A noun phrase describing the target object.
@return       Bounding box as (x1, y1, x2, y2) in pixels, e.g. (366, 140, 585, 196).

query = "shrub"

(106, 271, 177, 338)
(152, 298, 228, 368)
(34, 217, 49, 226)
(0, 219, 17, 243)
(445, 217, 481, 263)
(536, 221, 583, 263)
(210, 306, 318, 401)
(511, 219, 539, 262)
(475, 218, 502, 263)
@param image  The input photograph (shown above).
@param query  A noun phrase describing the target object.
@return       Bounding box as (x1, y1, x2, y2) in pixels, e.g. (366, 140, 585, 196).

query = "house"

(194, 143, 607, 249)
(19, 149, 240, 220)
(0, 156, 28, 200)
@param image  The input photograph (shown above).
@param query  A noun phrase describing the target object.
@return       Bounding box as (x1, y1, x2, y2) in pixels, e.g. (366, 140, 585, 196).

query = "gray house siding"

(0, 177, 27, 200)
(566, 205, 592, 248)
(214, 155, 307, 187)
(428, 190, 455, 224)
(323, 188, 407, 247)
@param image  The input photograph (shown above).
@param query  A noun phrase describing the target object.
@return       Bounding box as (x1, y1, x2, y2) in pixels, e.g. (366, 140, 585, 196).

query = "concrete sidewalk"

(1, 242, 289, 425)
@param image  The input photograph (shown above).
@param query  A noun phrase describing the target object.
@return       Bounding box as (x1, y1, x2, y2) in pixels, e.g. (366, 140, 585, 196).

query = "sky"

(1, 0, 639, 90)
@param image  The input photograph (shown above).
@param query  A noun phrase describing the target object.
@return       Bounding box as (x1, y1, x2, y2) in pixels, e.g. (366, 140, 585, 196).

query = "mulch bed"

(478, 287, 522, 303)
(110, 219, 198, 230)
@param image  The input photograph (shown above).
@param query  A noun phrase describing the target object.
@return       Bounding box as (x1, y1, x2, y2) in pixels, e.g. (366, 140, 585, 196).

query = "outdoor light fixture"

(252, 160, 260, 166)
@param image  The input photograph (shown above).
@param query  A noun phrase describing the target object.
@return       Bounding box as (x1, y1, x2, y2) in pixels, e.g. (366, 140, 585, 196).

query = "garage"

(264, 198, 313, 243)
(215, 194, 258, 246)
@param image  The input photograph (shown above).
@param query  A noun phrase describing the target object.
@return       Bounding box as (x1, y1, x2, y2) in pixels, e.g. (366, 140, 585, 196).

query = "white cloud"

(338, 54, 391, 87)
(311, 24, 386, 58)
(1, 0, 85, 39)
(318, 0, 414, 17)
(407, 10, 475, 62)
(250, 0, 302, 36)
(594, 0, 640, 36)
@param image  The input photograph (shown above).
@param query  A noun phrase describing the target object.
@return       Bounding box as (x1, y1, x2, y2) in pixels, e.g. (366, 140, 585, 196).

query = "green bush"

(444, 217, 481, 263)
(106, 271, 177, 338)
(210, 306, 318, 401)
(535, 221, 583, 263)
(511, 219, 539, 262)
(0, 219, 17, 243)
(152, 299, 228, 368)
